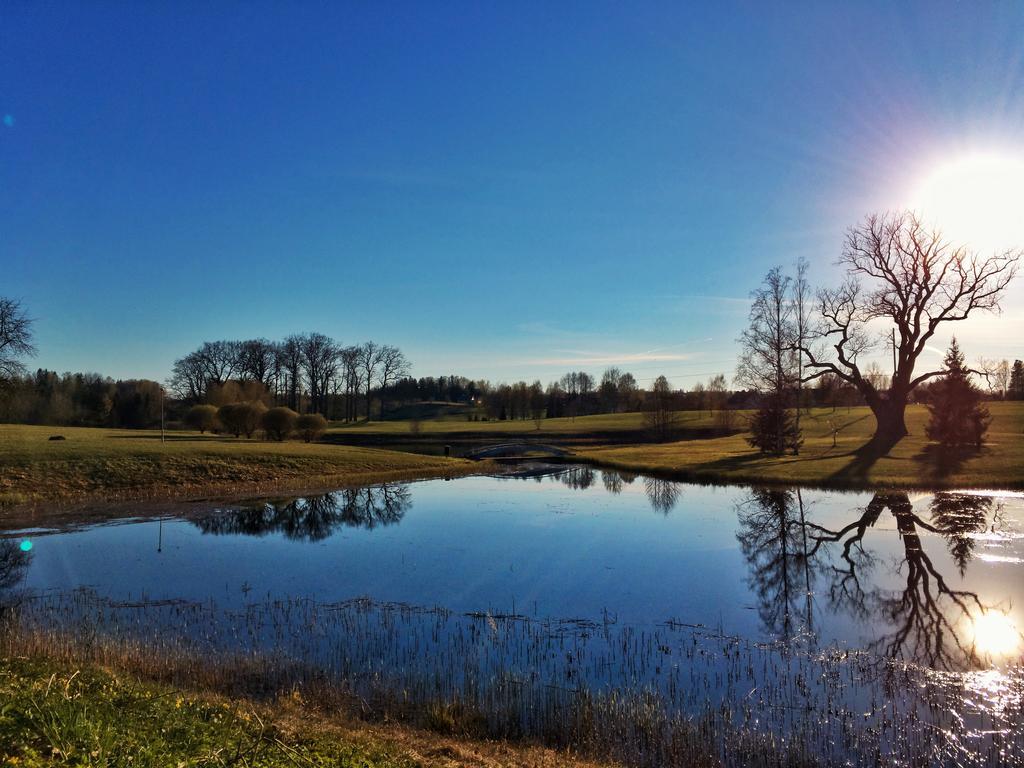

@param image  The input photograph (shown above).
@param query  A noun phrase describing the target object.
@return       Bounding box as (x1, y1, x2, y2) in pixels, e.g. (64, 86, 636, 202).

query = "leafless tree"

(737, 266, 797, 395)
(169, 351, 207, 401)
(792, 256, 811, 421)
(278, 335, 304, 412)
(707, 373, 734, 429)
(799, 212, 1019, 445)
(340, 345, 363, 422)
(978, 358, 1011, 399)
(195, 340, 240, 386)
(0, 298, 36, 380)
(618, 372, 638, 411)
(375, 345, 410, 419)
(643, 375, 678, 440)
(863, 361, 890, 392)
(236, 339, 278, 388)
(299, 332, 340, 415)
(358, 342, 386, 420)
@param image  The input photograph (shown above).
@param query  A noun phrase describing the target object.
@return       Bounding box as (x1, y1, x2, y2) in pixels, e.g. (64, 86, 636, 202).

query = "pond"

(2, 465, 1022, 766)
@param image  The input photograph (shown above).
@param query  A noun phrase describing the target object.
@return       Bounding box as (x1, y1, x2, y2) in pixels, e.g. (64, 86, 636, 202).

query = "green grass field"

(0, 656, 603, 768)
(329, 402, 1024, 489)
(328, 410, 660, 435)
(1, 403, 1020, 508)
(578, 402, 1024, 489)
(0, 424, 473, 506)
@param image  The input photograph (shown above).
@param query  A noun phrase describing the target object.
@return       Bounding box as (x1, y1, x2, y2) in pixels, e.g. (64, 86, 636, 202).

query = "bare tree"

(737, 267, 797, 395)
(618, 372, 638, 411)
(736, 267, 800, 454)
(643, 375, 678, 441)
(792, 256, 811, 422)
(340, 345, 363, 422)
(236, 339, 278, 389)
(978, 358, 1011, 399)
(599, 367, 623, 412)
(800, 212, 1019, 445)
(200, 341, 241, 385)
(279, 335, 304, 412)
(357, 342, 385, 420)
(298, 333, 340, 416)
(863, 361, 890, 392)
(169, 351, 207, 401)
(707, 373, 734, 429)
(0, 298, 36, 380)
(375, 345, 410, 419)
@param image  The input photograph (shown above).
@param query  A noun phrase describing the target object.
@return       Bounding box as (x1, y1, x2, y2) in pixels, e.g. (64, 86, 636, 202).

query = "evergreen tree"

(925, 338, 990, 449)
(747, 392, 802, 455)
(1010, 359, 1024, 400)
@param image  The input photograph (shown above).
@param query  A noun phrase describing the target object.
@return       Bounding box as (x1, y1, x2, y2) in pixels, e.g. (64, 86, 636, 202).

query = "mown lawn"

(578, 402, 1024, 489)
(0, 657, 604, 768)
(0, 424, 473, 506)
(327, 410, 665, 436)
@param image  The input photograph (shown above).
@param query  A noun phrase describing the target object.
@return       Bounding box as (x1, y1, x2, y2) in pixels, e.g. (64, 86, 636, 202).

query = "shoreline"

(0, 461, 494, 529)
(572, 453, 1024, 493)
(3, 444, 1021, 526)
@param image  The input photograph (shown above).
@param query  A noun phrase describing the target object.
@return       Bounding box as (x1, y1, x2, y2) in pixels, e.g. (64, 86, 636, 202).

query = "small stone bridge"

(463, 442, 573, 461)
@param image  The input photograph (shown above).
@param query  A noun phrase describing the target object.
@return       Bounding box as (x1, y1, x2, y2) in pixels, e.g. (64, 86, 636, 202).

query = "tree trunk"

(867, 395, 908, 447)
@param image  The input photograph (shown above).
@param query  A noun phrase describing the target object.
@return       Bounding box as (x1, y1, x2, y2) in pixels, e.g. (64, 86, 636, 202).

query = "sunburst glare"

(967, 610, 1022, 660)
(912, 152, 1024, 254)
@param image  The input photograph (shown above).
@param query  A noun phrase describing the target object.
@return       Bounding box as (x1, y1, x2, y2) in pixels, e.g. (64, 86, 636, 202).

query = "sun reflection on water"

(966, 610, 1022, 661)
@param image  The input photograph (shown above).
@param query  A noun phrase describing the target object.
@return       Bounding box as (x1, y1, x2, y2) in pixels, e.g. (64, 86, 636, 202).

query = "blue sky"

(3, 1, 1023, 386)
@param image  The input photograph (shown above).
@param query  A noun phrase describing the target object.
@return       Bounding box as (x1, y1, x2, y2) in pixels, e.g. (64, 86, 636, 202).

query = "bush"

(237, 401, 267, 438)
(216, 404, 241, 437)
(184, 404, 218, 434)
(262, 407, 298, 441)
(296, 413, 327, 443)
(217, 402, 265, 438)
(747, 392, 802, 455)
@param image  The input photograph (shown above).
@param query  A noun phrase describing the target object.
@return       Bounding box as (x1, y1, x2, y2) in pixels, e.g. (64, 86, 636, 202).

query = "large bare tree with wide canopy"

(800, 212, 1019, 445)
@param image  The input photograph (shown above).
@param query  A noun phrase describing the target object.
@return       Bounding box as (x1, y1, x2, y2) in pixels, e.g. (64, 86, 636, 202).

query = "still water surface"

(3, 465, 1023, 764)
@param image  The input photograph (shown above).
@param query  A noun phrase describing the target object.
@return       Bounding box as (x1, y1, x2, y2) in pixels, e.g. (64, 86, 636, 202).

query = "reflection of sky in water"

(5, 470, 1023, 668)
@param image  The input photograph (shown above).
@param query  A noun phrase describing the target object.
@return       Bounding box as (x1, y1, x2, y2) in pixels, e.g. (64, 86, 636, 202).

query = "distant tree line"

(169, 336, 409, 421)
(0, 369, 164, 428)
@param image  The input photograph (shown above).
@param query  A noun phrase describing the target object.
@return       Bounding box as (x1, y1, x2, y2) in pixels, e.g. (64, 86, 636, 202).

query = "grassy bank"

(327, 403, 1023, 489)
(578, 402, 1024, 489)
(0, 655, 611, 768)
(0, 424, 477, 507)
(1, 403, 1020, 508)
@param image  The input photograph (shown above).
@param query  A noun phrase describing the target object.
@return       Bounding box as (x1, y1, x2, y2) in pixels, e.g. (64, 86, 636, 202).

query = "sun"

(911, 152, 1024, 254)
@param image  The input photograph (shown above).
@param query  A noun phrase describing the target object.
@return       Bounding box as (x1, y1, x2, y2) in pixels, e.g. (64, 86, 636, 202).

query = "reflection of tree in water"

(644, 478, 681, 515)
(557, 467, 597, 491)
(558, 468, 678, 514)
(802, 491, 1000, 670)
(194, 484, 412, 541)
(736, 488, 815, 640)
(599, 469, 638, 495)
(928, 492, 992, 575)
(0, 539, 33, 614)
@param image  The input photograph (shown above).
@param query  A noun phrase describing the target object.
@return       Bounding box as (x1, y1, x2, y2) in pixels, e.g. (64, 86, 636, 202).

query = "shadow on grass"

(913, 444, 980, 484)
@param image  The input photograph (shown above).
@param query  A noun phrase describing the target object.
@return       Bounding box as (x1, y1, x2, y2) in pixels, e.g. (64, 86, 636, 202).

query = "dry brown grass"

(578, 402, 1024, 489)
(0, 423, 481, 507)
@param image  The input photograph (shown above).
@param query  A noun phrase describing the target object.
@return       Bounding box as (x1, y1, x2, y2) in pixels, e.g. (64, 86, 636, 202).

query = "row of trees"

(0, 370, 164, 428)
(170, 336, 409, 420)
(185, 403, 327, 442)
